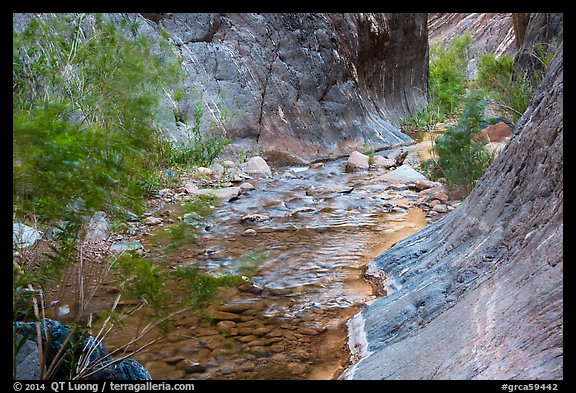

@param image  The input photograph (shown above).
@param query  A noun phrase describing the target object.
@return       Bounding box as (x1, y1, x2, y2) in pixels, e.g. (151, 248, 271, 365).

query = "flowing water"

(56, 151, 430, 380)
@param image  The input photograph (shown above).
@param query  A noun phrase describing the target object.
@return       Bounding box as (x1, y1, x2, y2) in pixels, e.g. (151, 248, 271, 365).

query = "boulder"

(377, 164, 427, 182)
(414, 179, 442, 191)
(345, 151, 370, 172)
(209, 162, 225, 177)
(14, 319, 151, 380)
(84, 211, 110, 243)
(13, 223, 42, 249)
(183, 180, 199, 195)
(371, 156, 396, 169)
(196, 167, 213, 177)
(243, 156, 272, 178)
(197, 187, 241, 202)
(385, 149, 409, 166)
(418, 185, 450, 203)
(110, 241, 144, 254)
(14, 334, 42, 379)
(474, 121, 513, 143)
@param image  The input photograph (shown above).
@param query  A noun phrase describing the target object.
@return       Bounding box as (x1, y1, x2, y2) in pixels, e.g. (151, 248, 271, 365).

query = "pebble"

(210, 311, 243, 322)
(253, 327, 272, 336)
(238, 361, 256, 372)
(239, 182, 255, 192)
(144, 216, 162, 225)
(240, 214, 270, 223)
(216, 321, 237, 332)
(183, 362, 206, 374)
(242, 229, 257, 236)
(432, 204, 448, 213)
(237, 335, 257, 343)
(196, 167, 213, 176)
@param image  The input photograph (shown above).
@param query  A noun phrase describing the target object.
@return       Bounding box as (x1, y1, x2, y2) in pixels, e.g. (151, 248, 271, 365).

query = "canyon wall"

(146, 13, 428, 164)
(343, 36, 563, 381)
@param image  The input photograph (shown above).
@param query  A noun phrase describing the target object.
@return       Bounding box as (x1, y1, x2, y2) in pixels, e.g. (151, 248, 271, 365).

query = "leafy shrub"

(13, 14, 184, 225)
(169, 101, 231, 167)
(430, 91, 493, 192)
(429, 33, 473, 116)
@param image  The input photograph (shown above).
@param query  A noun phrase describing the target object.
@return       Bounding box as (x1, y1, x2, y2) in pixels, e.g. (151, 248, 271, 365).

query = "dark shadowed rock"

(343, 42, 563, 380)
(14, 319, 151, 380)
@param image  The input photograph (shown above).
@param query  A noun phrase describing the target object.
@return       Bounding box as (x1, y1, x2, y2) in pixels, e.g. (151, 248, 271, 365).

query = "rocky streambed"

(43, 140, 463, 380)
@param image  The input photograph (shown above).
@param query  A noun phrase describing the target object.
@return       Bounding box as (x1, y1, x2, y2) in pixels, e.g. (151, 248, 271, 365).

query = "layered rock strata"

(343, 41, 563, 380)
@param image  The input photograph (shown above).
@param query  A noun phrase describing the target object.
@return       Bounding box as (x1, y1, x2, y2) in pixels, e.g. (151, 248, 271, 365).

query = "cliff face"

(150, 13, 428, 164)
(343, 39, 563, 380)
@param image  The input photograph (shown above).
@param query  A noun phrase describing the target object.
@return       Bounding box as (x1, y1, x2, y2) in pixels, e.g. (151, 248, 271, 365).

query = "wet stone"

(245, 339, 269, 347)
(183, 362, 207, 374)
(210, 310, 243, 322)
(249, 346, 270, 355)
(219, 302, 255, 314)
(253, 327, 272, 336)
(238, 361, 256, 372)
(237, 335, 257, 343)
(216, 321, 237, 332)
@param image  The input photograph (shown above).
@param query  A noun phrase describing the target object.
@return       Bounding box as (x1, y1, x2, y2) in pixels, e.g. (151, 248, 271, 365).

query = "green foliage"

(429, 33, 473, 116)
(113, 254, 170, 318)
(476, 52, 515, 95)
(152, 194, 216, 252)
(400, 105, 445, 135)
(169, 101, 232, 168)
(429, 92, 493, 192)
(475, 52, 527, 123)
(13, 14, 185, 224)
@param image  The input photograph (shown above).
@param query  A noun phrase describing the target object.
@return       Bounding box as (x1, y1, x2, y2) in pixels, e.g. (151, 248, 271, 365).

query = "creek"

(54, 147, 431, 380)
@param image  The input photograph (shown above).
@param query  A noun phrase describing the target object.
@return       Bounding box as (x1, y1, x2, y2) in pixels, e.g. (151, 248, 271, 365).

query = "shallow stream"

(72, 150, 429, 379)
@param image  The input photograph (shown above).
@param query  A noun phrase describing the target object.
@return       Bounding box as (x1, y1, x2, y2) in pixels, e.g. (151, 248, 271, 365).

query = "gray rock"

(240, 214, 270, 223)
(13, 223, 42, 249)
(432, 204, 448, 213)
(343, 41, 563, 380)
(14, 334, 42, 379)
(378, 164, 427, 182)
(110, 241, 144, 254)
(14, 319, 151, 380)
(155, 13, 426, 163)
(239, 182, 255, 192)
(144, 216, 163, 226)
(371, 155, 396, 169)
(84, 211, 110, 243)
(197, 187, 241, 202)
(209, 162, 225, 177)
(345, 151, 369, 172)
(243, 156, 272, 178)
